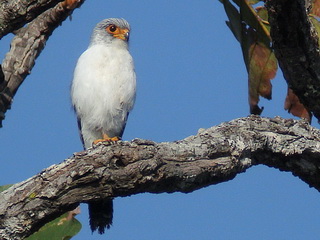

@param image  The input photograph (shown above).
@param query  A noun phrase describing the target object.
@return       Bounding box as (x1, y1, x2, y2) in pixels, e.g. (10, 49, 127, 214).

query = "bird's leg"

(93, 133, 120, 145)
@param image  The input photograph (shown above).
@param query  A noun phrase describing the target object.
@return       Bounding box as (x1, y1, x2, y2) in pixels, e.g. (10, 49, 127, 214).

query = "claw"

(93, 134, 120, 146)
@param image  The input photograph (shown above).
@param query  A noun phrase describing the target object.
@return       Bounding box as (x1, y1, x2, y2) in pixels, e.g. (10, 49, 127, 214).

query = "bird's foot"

(93, 135, 120, 146)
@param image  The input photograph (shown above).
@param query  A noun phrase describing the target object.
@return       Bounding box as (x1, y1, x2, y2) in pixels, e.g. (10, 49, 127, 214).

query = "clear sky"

(1, 1, 320, 239)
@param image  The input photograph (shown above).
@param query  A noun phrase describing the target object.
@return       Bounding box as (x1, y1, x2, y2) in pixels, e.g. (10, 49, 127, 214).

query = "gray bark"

(0, 0, 65, 39)
(1, 116, 320, 240)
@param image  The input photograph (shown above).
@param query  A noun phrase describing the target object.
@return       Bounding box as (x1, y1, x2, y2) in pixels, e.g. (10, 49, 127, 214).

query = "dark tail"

(88, 199, 113, 234)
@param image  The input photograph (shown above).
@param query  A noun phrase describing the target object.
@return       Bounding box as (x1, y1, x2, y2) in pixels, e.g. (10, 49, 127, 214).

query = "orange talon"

(93, 134, 120, 145)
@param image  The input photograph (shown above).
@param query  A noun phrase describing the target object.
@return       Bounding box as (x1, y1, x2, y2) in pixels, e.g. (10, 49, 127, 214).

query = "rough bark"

(266, 0, 320, 121)
(0, 0, 83, 127)
(0, 0, 64, 39)
(1, 116, 320, 240)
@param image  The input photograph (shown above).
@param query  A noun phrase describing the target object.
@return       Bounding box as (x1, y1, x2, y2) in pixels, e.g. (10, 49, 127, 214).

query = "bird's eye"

(107, 24, 117, 33)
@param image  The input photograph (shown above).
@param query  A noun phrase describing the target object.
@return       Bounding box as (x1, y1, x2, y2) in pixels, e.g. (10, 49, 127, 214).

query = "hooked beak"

(114, 28, 130, 41)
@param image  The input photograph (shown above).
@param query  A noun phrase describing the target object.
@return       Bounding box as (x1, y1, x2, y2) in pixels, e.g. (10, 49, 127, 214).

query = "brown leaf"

(222, 0, 278, 115)
(66, 206, 81, 220)
(310, 0, 320, 18)
(247, 29, 277, 114)
(284, 88, 311, 122)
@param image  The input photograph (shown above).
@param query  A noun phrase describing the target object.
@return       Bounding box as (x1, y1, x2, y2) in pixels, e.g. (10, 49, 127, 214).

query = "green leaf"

(256, 6, 270, 32)
(247, 0, 262, 5)
(26, 211, 82, 240)
(239, 0, 270, 45)
(222, 0, 243, 43)
(256, 6, 268, 21)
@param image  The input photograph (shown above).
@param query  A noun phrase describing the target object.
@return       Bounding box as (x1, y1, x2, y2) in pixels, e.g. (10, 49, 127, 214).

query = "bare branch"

(0, 0, 65, 39)
(266, 0, 320, 120)
(0, 0, 83, 127)
(0, 116, 319, 240)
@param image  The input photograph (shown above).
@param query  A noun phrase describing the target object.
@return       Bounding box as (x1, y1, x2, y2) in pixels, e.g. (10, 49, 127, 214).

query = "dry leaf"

(284, 88, 311, 122)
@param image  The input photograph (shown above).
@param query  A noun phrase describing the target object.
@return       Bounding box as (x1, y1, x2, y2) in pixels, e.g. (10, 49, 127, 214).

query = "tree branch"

(0, 0, 83, 127)
(0, 116, 319, 240)
(266, 0, 320, 121)
(0, 0, 65, 39)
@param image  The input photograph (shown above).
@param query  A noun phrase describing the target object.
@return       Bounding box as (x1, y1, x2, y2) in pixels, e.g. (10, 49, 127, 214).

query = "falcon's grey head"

(89, 18, 131, 46)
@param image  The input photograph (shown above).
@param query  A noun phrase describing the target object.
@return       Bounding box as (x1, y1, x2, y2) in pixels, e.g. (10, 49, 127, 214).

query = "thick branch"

(0, 0, 65, 39)
(1, 116, 320, 240)
(0, 0, 83, 127)
(266, 0, 320, 120)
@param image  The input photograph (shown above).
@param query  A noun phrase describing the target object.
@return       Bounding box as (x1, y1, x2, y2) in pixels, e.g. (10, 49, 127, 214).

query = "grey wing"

(118, 112, 130, 139)
(77, 117, 85, 150)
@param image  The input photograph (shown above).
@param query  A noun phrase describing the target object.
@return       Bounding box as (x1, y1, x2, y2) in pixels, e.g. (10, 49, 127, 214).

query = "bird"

(70, 18, 136, 234)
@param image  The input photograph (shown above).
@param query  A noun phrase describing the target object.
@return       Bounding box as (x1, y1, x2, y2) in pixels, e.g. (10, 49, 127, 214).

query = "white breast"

(71, 43, 136, 148)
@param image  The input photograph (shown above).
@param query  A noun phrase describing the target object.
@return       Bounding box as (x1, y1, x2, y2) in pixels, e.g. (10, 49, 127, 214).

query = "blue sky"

(1, 0, 320, 239)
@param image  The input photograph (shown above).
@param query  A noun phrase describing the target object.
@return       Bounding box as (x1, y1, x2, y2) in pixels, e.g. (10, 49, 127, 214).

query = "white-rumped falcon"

(71, 18, 136, 234)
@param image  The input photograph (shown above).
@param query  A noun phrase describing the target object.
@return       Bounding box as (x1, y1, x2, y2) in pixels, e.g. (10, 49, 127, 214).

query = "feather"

(71, 18, 136, 234)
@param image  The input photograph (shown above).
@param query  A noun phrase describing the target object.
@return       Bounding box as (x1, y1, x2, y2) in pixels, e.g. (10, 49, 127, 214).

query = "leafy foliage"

(221, 0, 277, 114)
(220, 0, 320, 121)
(26, 209, 82, 240)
